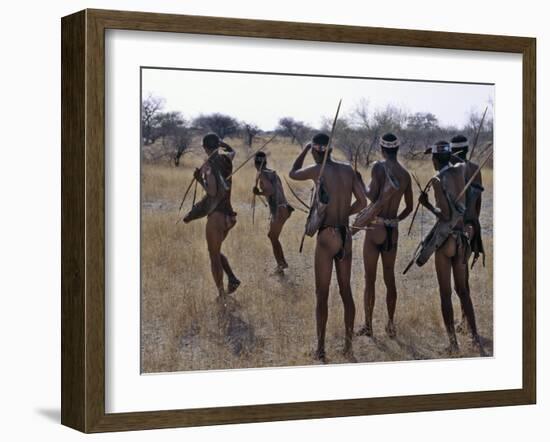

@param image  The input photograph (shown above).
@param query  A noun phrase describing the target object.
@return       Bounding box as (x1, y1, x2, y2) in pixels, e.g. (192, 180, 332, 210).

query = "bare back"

(320, 160, 356, 226)
(289, 149, 366, 228)
(368, 160, 412, 219)
(434, 164, 466, 228)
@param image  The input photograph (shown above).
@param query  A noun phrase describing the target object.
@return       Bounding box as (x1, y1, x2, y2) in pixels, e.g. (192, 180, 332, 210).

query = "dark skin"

(186, 141, 240, 297)
(290, 143, 367, 362)
(253, 161, 292, 272)
(451, 149, 483, 333)
(419, 157, 483, 355)
(358, 150, 413, 338)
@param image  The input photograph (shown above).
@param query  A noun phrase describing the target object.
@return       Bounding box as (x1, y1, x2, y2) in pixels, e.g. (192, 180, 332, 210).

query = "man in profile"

(183, 133, 241, 297)
(289, 133, 367, 362)
(355, 133, 413, 338)
(252, 151, 294, 273)
(418, 140, 483, 354)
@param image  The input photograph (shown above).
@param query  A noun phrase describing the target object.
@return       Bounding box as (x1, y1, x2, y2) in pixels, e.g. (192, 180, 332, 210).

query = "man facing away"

(449, 134, 485, 333)
(355, 133, 413, 339)
(289, 133, 367, 362)
(418, 140, 483, 354)
(252, 151, 295, 274)
(183, 133, 241, 297)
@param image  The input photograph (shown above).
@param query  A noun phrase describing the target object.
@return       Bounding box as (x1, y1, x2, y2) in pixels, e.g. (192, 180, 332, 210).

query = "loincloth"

(269, 202, 294, 220)
(370, 217, 399, 252)
(449, 227, 471, 264)
(319, 224, 350, 261)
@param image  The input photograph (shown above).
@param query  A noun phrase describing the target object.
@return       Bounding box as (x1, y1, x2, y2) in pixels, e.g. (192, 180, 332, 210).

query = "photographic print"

(140, 67, 494, 373)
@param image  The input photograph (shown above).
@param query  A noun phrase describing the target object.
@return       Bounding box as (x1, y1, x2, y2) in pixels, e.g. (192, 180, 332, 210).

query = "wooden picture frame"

(61, 8, 536, 433)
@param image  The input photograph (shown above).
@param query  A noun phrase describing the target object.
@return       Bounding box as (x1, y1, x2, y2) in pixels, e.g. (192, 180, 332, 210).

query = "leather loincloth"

(449, 227, 471, 264)
(319, 224, 350, 261)
(370, 217, 399, 252)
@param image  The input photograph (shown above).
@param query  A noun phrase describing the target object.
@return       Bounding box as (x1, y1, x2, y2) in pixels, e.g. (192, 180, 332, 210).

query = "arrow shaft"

(227, 134, 277, 179)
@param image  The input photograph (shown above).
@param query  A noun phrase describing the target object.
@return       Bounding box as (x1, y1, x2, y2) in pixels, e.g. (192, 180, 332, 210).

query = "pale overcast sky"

(142, 68, 494, 131)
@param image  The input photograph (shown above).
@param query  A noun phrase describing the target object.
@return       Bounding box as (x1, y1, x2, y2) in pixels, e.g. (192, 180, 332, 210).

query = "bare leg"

(206, 213, 226, 296)
(456, 264, 470, 334)
(451, 249, 484, 355)
(313, 229, 340, 362)
(220, 254, 236, 279)
(435, 241, 459, 353)
(334, 230, 355, 357)
(221, 254, 240, 293)
(268, 207, 290, 270)
(381, 245, 398, 338)
(358, 228, 382, 336)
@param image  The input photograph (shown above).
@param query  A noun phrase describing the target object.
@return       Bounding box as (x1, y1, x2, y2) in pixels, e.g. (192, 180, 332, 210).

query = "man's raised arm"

(289, 143, 317, 181)
(219, 140, 235, 160)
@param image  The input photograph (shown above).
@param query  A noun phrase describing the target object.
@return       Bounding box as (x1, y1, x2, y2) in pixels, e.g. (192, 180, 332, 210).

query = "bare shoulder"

(333, 160, 354, 174)
(371, 160, 385, 177)
(397, 161, 411, 180)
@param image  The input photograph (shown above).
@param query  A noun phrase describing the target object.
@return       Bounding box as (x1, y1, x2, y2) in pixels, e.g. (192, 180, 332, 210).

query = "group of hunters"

(181, 124, 487, 361)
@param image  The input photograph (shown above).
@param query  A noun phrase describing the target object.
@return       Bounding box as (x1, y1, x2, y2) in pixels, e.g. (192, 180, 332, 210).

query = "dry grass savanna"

(141, 135, 493, 373)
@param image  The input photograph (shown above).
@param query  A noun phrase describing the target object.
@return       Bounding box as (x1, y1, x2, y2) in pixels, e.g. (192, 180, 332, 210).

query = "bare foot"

(356, 324, 373, 337)
(471, 335, 487, 356)
(445, 342, 460, 356)
(343, 346, 357, 363)
(385, 321, 397, 339)
(216, 290, 229, 309)
(312, 349, 327, 364)
(227, 277, 241, 294)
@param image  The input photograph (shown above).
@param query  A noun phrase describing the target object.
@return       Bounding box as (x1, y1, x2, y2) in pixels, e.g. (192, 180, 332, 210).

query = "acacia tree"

(192, 113, 239, 139)
(154, 111, 192, 165)
(351, 98, 371, 131)
(348, 101, 379, 167)
(404, 112, 439, 156)
(154, 111, 184, 144)
(464, 107, 494, 159)
(172, 125, 192, 167)
(371, 105, 408, 135)
(141, 94, 165, 145)
(276, 117, 313, 146)
(142, 110, 192, 165)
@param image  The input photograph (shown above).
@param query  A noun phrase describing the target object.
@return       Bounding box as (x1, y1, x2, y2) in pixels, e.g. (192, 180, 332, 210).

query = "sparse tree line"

(142, 94, 493, 166)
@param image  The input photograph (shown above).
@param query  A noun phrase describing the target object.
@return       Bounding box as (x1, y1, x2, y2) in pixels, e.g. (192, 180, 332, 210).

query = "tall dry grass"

(141, 136, 493, 373)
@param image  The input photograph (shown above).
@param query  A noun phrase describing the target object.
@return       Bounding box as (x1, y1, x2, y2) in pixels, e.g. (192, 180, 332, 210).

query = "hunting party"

(140, 68, 493, 373)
